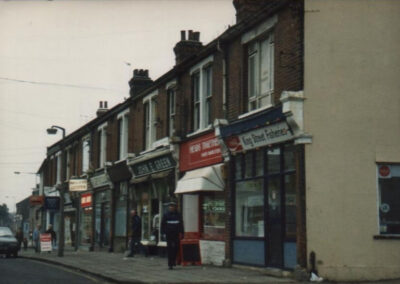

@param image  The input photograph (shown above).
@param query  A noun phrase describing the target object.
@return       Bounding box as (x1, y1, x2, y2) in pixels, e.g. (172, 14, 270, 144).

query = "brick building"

(36, 0, 400, 281)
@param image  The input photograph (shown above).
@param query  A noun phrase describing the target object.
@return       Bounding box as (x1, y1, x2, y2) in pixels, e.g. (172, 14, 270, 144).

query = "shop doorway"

(95, 202, 111, 248)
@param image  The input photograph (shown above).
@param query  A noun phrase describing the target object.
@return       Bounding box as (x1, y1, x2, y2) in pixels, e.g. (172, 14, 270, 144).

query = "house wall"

(304, 0, 400, 280)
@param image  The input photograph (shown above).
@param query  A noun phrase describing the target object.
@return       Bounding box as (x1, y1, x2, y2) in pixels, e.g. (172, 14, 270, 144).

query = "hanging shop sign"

(131, 153, 176, 178)
(225, 121, 293, 153)
(44, 197, 60, 210)
(29, 195, 44, 206)
(81, 193, 92, 208)
(90, 172, 110, 189)
(180, 132, 223, 172)
(69, 179, 88, 192)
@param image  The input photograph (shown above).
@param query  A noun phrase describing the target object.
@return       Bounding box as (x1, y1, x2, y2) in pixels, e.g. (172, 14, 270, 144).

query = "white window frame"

(143, 91, 158, 150)
(97, 122, 107, 168)
(166, 80, 176, 137)
(56, 151, 61, 184)
(82, 135, 90, 173)
(190, 55, 214, 133)
(65, 146, 71, 181)
(117, 109, 129, 160)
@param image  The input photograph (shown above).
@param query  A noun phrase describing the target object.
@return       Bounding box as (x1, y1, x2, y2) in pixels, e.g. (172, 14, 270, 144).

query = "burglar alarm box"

(180, 239, 201, 266)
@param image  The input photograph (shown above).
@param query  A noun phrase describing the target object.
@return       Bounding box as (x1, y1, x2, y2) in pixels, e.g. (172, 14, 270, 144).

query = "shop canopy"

(175, 163, 225, 194)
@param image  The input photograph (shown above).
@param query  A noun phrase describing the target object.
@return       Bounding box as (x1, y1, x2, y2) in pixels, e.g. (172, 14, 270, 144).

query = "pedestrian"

(161, 202, 184, 270)
(45, 224, 57, 250)
(23, 237, 28, 251)
(32, 224, 41, 253)
(15, 228, 23, 251)
(127, 209, 147, 257)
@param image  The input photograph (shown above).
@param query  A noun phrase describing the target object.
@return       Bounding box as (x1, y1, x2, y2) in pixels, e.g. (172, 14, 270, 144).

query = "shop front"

(79, 192, 93, 249)
(128, 147, 177, 254)
(63, 192, 77, 248)
(175, 131, 226, 266)
(90, 171, 113, 250)
(219, 106, 301, 269)
(106, 160, 132, 252)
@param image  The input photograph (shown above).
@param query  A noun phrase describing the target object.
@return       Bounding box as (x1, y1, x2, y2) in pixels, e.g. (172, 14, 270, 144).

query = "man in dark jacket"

(127, 209, 146, 257)
(45, 224, 57, 251)
(161, 202, 184, 270)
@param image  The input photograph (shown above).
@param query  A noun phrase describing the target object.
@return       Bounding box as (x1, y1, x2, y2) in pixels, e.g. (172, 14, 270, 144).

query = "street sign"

(40, 233, 52, 252)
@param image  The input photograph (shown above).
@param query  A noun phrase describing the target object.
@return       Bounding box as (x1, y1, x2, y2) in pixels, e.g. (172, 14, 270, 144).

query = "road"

(0, 256, 109, 284)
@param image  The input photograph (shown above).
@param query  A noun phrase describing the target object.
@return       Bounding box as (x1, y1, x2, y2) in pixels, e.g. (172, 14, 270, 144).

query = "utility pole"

(47, 125, 66, 257)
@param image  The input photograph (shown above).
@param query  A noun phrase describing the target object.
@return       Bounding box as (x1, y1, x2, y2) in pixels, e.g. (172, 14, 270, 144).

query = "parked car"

(0, 227, 18, 257)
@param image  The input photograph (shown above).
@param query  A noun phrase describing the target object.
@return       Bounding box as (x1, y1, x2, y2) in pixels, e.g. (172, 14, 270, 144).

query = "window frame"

(117, 109, 129, 160)
(82, 136, 91, 173)
(167, 87, 176, 137)
(143, 91, 158, 150)
(190, 55, 214, 133)
(97, 123, 107, 169)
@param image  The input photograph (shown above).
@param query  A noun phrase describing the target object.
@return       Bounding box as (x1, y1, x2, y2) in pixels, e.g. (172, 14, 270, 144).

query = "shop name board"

(132, 154, 176, 177)
(81, 193, 92, 208)
(90, 173, 110, 189)
(226, 122, 293, 152)
(69, 179, 88, 192)
(180, 132, 223, 172)
(29, 195, 44, 206)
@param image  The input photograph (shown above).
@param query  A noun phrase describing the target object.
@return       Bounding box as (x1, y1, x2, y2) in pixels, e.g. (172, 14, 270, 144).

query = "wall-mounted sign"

(81, 193, 92, 208)
(69, 179, 88, 192)
(131, 154, 176, 178)
(44, 197, 60, 210)
(90, 173, 110, 189)
(378, 165, 391, 179)
(29, 195, 44, 206)
(225, 121, 293, 153)
(180, 132, 223, 172)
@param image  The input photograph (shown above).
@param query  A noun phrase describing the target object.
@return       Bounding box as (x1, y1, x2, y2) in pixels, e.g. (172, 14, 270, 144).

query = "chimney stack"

(96, 100, 108, 117)
(129, 69, 153, 97)
(233, 0, 268, 23)
(173, 30, 203, 65)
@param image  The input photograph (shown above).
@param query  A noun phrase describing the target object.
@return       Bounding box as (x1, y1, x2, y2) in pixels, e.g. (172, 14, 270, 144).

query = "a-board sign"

(40, 233, 52, 252)
(180, 239, 201, 266)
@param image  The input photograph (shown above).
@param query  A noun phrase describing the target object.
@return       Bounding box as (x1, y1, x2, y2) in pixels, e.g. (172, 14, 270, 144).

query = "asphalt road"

(0, 256, 109, 284)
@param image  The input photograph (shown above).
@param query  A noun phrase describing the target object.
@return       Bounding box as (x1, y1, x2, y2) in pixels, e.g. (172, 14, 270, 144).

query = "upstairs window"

(190, 55, 213, 133)
(118, 110, 129, 160)
(56, 152, 61, 184)
(167, 87, 176, 137)
(97, 123, 107, 168)
(143, 91, 157, 150)
(65, 148, 70, 180)
(82, 137, 90, 173)
(247, 33, 274, 112)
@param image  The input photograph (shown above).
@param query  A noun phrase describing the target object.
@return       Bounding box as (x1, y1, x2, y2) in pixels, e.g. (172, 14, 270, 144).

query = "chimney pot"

(104, 101, 108, 108)
(194, 31, 200, 41)
(180, 30, 186, 41)
(99, 101, 103, 108)
(188, 30, 193, 40)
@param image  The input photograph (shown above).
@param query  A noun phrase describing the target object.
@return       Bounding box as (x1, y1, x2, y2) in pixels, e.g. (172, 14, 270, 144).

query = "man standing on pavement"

(127, 209, 146, 257)
(45, 224, 57, 251)
(161, 202, 184, 270)
(32, 224, 41, 253)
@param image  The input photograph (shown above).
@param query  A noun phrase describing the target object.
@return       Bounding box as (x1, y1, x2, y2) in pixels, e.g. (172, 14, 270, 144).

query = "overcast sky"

(0, 0, 235, 212)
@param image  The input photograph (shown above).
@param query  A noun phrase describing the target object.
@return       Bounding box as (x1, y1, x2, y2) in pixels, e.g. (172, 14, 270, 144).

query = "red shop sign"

(81, 193, 92, 208)
(180, 132, 223, 172)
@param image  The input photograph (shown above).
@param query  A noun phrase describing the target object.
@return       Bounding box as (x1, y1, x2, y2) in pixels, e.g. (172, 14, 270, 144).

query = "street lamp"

(47, 125, 66, 257)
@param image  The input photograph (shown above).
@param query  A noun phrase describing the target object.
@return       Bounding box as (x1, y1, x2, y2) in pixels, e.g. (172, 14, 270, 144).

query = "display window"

(201, 193, 226, 240)
(80, 207, 92, 245)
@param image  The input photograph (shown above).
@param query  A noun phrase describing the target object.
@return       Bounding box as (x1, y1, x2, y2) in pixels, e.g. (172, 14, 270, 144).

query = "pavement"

(18, 248, 294, 283)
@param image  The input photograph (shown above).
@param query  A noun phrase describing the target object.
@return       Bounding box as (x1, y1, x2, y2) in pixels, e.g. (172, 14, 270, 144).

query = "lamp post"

(47, 125, 66, 257)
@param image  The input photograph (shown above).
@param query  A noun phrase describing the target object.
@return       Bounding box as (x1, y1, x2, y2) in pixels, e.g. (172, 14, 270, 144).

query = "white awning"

(175, 163, 225, 194)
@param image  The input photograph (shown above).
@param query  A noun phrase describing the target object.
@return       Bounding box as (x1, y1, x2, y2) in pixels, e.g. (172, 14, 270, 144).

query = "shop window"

(235, 179, 264, 237)
(247, 33, 274, 112)
(284, 174, 296, 240)
(255, 150, 264, 177)
(267, 148, 280, 174)
(377, 164, 400, 235)
(202, 194, 225, 240)
(115, 184, 127, 237)
(80, 208, 92, 245)
(284, 145, 296, 172)
(235, 155, 243, 180)
(244, 152, 254, 178)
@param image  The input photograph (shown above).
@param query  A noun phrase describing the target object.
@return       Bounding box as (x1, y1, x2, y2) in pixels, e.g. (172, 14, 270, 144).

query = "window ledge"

(186, 125, 213, 138)
(238, 104, 273, 120)
(373, 235, 400, 240)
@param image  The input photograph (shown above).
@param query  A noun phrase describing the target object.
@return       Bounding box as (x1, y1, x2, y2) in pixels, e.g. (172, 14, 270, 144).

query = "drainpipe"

(217, 40, 227, 119)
